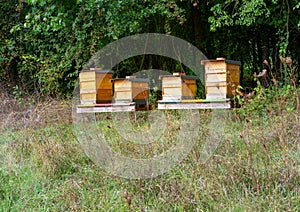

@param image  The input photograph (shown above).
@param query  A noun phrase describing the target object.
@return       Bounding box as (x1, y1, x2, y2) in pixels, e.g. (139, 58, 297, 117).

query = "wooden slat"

(132, 90, 148, 100)
(80, 89, 97, 94)
(206, 73, 227, 82)
(97, 89, 112, 101)
(114, 91, 132, 100)
(182, 84, 195, 97)
(163, 87, 182, 99)
(226, 64, 240, 71)
(181, 99, 227, 103)
(77, 102, 135, 107)
(162, 77, 181, 84)
(205, 69, 226, 74)
(161, 95, 182, 101)
(158, 102, 230, 109)
(205, 81, 227, 87)
(77, 105, 135, 113)
(201, 61, 226, 70)
(206, 94, 226, 100)
(80, 81, 96, 90)
(79, 72, 96, 81)
(80, 93, 97, 100)
(206, 86, 226, 94)
(227, 70, 240, 82)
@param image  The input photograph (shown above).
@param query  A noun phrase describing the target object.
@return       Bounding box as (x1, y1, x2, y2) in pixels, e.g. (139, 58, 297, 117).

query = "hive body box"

(201, 58, 241, 100)
(159, 73, 198, 101)
(111, 77, 149, 105)
(79, 70, 113, 104)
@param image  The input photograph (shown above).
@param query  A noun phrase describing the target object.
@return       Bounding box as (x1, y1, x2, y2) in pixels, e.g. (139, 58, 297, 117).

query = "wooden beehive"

(201, 58, 241, 99)
(159, 73, 198, 101)
(79, 70, 113, 104)
(111, 76, 149, 104)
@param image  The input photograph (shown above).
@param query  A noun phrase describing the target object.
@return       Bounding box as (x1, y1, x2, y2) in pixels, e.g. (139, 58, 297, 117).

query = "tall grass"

(0, 66, 299, 211)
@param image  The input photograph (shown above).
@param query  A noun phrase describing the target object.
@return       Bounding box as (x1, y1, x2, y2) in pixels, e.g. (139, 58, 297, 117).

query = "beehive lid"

(80, 69, 114, 73)
(201, 58, 241, 66)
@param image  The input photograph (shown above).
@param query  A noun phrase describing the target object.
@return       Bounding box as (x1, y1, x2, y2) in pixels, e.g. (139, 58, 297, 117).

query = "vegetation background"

(1, 0, 300, 96)
(0, 0, 299, 211)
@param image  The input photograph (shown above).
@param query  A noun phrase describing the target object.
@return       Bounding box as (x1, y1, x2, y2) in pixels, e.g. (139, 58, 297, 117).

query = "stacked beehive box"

(201, 58, 241, 99)
(111, 76, 149, 105)
(79, 70, 113, 104)
(159, 73, 198, 101)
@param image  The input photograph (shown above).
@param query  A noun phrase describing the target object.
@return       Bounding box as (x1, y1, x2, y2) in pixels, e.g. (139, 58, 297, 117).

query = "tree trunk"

(192, 6, 202, 50)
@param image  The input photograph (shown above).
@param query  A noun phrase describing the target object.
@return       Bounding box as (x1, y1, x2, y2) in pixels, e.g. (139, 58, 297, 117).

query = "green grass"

(0, 100, 299, 211)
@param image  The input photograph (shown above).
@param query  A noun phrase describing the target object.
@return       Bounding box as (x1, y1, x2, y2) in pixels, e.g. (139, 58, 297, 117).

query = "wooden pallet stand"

(157, 99, 230, 110)
(76, 102, 135, 113)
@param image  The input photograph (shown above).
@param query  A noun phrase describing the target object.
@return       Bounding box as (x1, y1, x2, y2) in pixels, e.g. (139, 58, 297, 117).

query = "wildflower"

(285, 57, 292, 65)
(279, 56, 286, 63)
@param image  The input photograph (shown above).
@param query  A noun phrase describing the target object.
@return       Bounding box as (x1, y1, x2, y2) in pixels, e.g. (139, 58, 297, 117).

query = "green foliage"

(1, 0, 188, 96)
(237, 60, 299, 119)
(1, 0, 299, 96)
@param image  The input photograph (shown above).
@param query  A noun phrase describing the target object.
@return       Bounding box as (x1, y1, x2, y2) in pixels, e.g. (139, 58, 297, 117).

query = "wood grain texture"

(77, 105, 135, 113)
(79, 71, 113, 104)
(202, 58, 240, 99)
(158, 102, 230, 109)
(160, 75, 197, 100)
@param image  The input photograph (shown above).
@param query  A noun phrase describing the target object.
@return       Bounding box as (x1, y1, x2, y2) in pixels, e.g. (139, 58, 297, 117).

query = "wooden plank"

(201, 61, 226, 70)
(226, 64, 240, 71)
(158, 102, 230, 109)
(133, 90, 148, 100)
(79, 71, 96, 81)
(77, 102, 135, 108)
(77, 105, 135, 113)
(80, 99, 97, 104)
(163, 87, 182, 99)
(206, 73, 227, 82)
(132, 81, 149, 100)
(181, 99, 227, 103)
(80, 89, 97, 94)
(206, 86, 226, 94)
(80, 93, 96, 100)
(205, 69, 226, 74)
(162, 84, 182, 88)
(182, 83, 196, 97)
(162, 77, 181, 84)
(206, 94, 226, 100)
(205, 81, 227, 87)
(96, 78, 112, 89)
(97, 89, 112, 101)
(161, 95, 182, 101)
(80, 81, 96, 90)
(158, 99, 228, 103)
(114, 91, 132, 100)
(227, 70, 240, 82)
(182, 78, 196, 84)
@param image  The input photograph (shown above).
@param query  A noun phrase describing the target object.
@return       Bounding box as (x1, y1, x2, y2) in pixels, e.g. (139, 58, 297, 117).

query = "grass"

(0, 90, 299, 211)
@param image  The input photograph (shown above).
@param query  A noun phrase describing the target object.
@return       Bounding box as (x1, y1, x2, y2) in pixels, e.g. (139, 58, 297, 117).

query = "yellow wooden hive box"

(111, 76, 149, 104)
(159, 73, 198, 101)
(79, 70, 113, 104)
(201, 58, 241, 100)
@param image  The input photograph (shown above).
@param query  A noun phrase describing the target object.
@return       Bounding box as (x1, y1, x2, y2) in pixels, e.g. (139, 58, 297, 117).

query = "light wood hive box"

(111, 76, 149, 103)
(159, 73, 198, 101)
(201, 58, 241, 99)
(79, 70, 113, 104)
